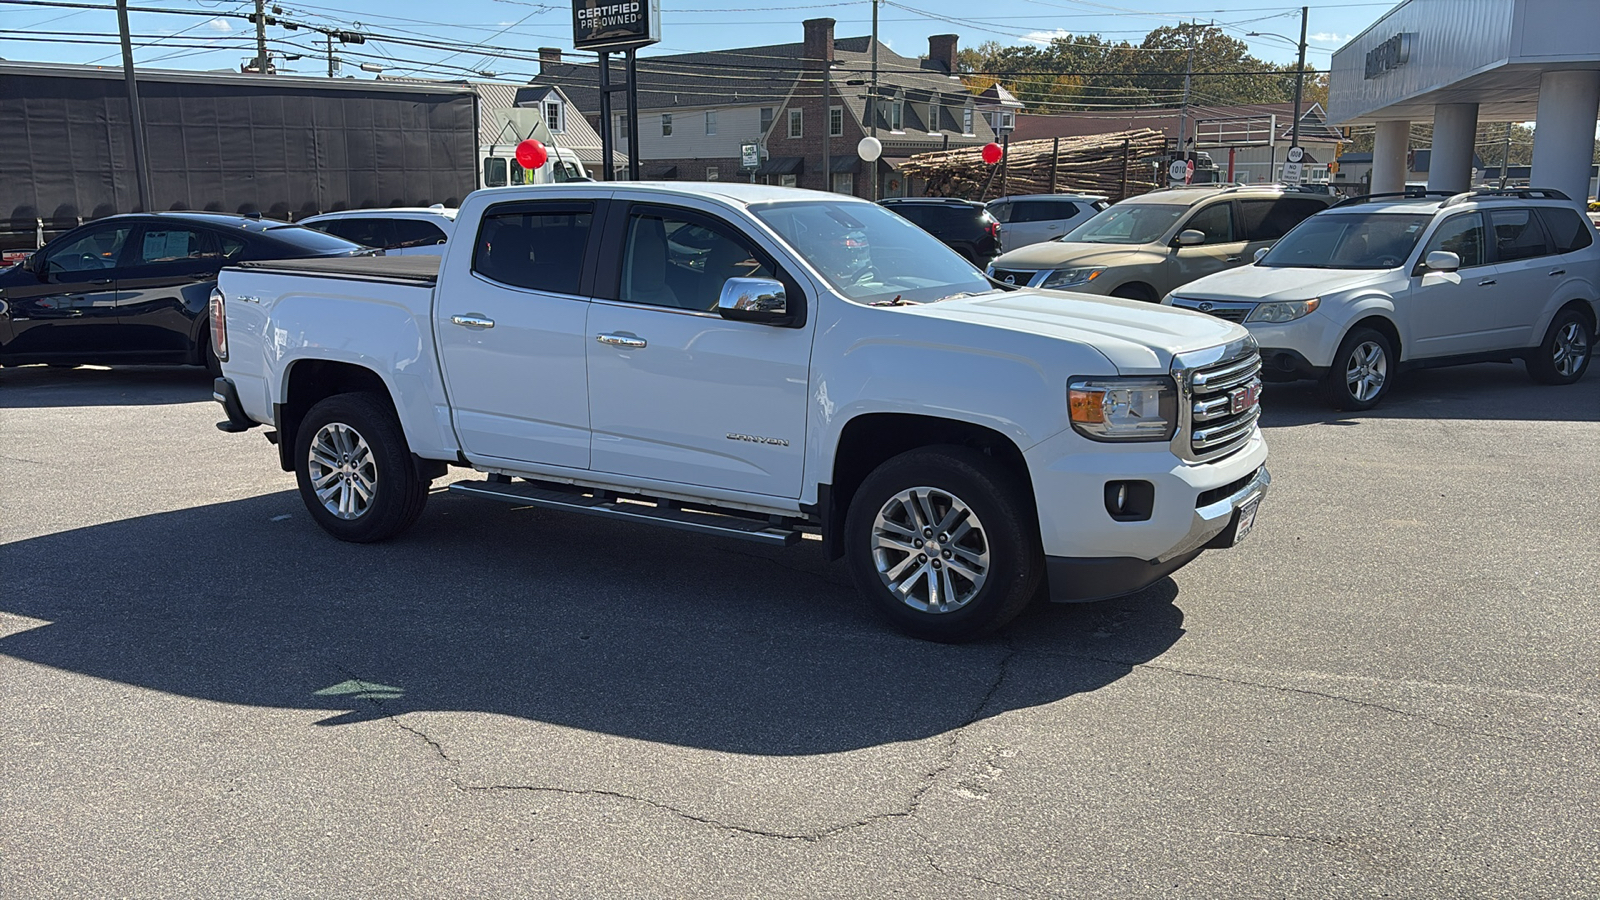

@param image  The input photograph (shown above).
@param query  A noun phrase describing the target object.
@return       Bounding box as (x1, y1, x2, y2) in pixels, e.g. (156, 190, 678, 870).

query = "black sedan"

(0, 212, 367, 373)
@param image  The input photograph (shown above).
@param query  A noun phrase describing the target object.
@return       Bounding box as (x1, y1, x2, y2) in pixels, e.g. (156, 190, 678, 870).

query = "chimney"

(928, 34, 958, 74)
(803, 18, 836, 69)
(538, 47, 562, 74)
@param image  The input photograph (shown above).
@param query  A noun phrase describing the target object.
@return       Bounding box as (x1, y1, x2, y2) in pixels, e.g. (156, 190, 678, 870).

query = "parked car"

(212, 183, 1269, 642)
(986, 185, 1335, 302)
(300, 207, 457, 256)
(1164, 188, 1599, 410)
(986, 194, 1107, 250)
(0, 212, 366, 372)
(877, 197, 1001, 266)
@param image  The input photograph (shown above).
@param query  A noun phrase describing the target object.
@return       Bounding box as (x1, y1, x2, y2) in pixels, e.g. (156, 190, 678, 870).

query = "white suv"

(300, 207, 456, 256)
(1164, 189, 1599, 409)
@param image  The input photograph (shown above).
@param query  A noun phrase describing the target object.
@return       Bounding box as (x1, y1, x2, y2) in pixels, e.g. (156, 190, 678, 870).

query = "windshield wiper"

(869, 294, 912, 307)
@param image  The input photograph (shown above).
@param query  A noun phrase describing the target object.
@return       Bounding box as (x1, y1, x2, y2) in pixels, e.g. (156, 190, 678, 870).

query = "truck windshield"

(750, 200, 992, 304)
(1260, 213, 1432, 269)
(1061, 204, 1186, 244)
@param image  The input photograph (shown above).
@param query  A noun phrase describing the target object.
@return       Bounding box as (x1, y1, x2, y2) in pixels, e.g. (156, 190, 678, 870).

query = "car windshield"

(1259, 212, 1432, 269)
(1060, 204, 1186, 244)
(750, 200, 994, 305)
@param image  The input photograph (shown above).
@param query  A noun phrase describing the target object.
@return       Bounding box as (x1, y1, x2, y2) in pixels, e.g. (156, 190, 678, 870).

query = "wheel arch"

(1109, 281, 1158, 303)
(274, 359, 400, 473)
(819, 412, 1036, 560)
(1346, 313, 1402, 361)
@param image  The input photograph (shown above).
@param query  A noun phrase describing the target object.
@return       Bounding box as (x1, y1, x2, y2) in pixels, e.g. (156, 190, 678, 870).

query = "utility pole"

(326, 32, 336, 77)
(254, 0, 268, 75)
(822, 62, 831, 193)
(115, 0, 152, 211)
(1176, 24, 1193, 180)
(1499, 121, 1512, 188)
(1289, 5, 1307, 151)
(868, 0, 879, 200)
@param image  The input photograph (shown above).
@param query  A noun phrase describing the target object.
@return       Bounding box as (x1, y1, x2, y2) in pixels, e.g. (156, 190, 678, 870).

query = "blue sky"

(2, 0, 1398, 83)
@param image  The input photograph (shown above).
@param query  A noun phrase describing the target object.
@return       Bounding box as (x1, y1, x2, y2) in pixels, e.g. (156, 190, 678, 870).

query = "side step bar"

(449, 478, 803, 547)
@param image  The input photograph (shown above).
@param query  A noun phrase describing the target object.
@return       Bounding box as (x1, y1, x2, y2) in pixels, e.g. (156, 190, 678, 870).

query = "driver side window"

(1422, 213, 1487, 268)
(619, 211, 773, 312)
(1181, 203, 1234, 245)
(44, 224, 134, 275)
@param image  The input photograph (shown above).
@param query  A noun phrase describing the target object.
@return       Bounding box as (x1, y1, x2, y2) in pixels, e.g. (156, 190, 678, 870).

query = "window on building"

(472, 203, 595, 295)
(1000, 111, 1014, 130)
(891, 98, 903, 132)
(926, 102, 939, 133)
(780, 173, 797, 187)
(962, 106, 974, 135)
(706, 166, 719, 181)
(661, 113, 673, 136)
(615, 116, 630, 141)
(829, 106, 843, 137)
(706, 110, 717, 135)
(788, 108, 803, 138)
(544, 100, 564, 134)
(760, 107, 774, 134)
(832, 172, 853, 194)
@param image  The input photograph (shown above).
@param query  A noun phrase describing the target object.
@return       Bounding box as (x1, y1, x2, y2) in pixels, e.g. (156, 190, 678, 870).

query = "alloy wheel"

(1552, 321, 1589, 377)
(307, 422, 377, 520)
(1345, 341, 1388, 402)
(870, 486, 990, 614)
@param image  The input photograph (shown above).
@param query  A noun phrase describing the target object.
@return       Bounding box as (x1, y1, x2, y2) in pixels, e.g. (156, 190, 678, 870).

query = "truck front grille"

(1182, 341, 1262, 462)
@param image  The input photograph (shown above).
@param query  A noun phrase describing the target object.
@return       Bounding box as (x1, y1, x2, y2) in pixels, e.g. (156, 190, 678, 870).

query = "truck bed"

(233, 255, 440, 286)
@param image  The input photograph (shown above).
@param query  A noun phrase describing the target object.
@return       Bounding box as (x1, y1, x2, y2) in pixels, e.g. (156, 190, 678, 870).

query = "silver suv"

(986, 185, 1333, 302)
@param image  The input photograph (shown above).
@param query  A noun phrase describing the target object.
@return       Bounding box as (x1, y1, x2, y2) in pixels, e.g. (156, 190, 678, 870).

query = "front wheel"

(844, 446, 1041, 642)
(1527, 308, 1593, 385)
(1320, 327, 1394, 411)
(294, 392, 430, 543)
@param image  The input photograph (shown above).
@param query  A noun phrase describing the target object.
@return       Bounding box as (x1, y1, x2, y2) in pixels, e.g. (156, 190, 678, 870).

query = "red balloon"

(515, 139, 548, 170)
(981, 142, 1004, 165)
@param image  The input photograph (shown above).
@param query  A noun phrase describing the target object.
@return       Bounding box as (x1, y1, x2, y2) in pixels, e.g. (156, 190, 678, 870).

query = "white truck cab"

(211, 183, 1269, 641)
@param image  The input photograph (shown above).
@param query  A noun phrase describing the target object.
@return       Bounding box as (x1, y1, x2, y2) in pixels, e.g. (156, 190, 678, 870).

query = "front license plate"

(1232, 496, 1260, 545)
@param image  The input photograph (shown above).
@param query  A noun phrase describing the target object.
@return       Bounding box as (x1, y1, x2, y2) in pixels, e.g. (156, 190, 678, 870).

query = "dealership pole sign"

(573, 0, 660, 51)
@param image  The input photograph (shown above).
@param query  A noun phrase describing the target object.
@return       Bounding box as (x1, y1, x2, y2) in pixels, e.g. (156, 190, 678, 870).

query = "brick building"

(533, 19, 998, 198)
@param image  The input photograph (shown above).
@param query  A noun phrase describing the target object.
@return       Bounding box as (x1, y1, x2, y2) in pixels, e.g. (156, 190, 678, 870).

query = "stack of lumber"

(900, 129, 1167, 202)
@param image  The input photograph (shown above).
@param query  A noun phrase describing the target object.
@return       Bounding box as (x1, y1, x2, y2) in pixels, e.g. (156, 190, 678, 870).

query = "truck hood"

(900, 288, 1248, 374)
(1171, 265, 1393, 303)
(990, 241, 1157, 270)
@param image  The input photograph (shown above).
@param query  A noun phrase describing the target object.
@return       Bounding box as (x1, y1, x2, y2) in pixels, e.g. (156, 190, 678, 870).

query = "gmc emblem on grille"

(1229, 380, 1262, 414)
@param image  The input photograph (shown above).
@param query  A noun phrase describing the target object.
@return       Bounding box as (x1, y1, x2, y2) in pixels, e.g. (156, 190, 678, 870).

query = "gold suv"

(986, 185, 1335, 302)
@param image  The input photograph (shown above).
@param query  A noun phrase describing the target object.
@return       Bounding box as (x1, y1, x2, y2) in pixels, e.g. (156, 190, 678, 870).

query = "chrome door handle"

(451, 313, 495, 329)
(1225, 256, 1242, 263)
(1478, 279, 1497, 286)
(1549, 269, 1566, 277)
(596, 333, 647, 349)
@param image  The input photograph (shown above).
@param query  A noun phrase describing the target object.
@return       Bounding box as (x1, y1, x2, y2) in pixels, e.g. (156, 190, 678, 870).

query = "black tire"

(1110, 283, 1157, 303)
(199, 329, 223, 378)
(1527, 307, 1593, 385)
(294, 392, 429, 543)
(1320, 326, 1395, 411)
(844, 446, 1041, 643)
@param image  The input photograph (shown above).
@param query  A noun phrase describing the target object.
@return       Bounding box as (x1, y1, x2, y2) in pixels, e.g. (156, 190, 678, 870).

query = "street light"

(1248, 5, 1309, 153)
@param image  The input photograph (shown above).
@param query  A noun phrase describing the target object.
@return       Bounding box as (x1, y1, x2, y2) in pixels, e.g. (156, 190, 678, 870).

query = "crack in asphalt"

(920, 837, 1054, 898)
(349, 641, 1019, 843)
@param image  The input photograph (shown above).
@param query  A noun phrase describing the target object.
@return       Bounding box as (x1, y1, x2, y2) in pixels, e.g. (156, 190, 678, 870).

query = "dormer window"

(891, 96, 904, 132)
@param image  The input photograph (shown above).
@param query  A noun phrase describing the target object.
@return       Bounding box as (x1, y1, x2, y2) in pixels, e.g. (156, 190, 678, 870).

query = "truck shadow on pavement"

(1257, 362, 1600, 427)
(0, 489, 1184, 755)
(0, 365, 213, 408)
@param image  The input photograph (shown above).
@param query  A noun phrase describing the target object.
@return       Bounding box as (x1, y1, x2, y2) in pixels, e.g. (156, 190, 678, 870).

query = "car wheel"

(199, 328, 223, 378)
(1320, 327, 1394, 411)
(844, 446, 1041, 642)
(1527, 308, 1592, 385)
(294, 392, 430, 543)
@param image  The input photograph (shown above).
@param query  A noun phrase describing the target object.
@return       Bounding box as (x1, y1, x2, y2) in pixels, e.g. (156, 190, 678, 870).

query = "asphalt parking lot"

(3, 362, 1598, 898)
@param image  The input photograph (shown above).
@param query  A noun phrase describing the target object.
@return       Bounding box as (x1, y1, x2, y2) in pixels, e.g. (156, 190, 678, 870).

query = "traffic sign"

(1282, 161, 1304, 183)
(1287, 146, 1305, 163)
(1168, 160, 1188, 181)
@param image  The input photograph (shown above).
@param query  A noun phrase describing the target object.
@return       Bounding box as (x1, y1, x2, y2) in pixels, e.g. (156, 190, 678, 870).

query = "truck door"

(435, 199, 598, 469)
(585, 203, 812, 498)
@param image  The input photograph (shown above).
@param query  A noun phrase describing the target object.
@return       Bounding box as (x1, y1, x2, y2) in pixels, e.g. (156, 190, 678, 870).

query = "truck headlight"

(1068, 377, 1177, 442)
(1042, 266, 1105, 289)
(1247, 297, 1320, 323)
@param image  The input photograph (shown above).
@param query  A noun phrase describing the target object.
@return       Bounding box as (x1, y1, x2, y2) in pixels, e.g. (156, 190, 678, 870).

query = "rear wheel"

(1320, 327, 1394, 411)
(844, 446, 1040, 642)
(294, 392, 430, 543)
(1527, 307, 1592, 385)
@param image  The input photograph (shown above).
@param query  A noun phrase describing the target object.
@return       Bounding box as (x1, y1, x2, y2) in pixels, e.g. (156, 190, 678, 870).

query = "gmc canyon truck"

(212, 183, 1270, 641)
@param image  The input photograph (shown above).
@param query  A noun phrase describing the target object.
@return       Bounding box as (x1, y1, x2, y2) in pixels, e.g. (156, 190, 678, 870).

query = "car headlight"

(1247, 297, 1320, 323)
(1041, 266, 1106, 289)
(1068, 377, 1177, 442)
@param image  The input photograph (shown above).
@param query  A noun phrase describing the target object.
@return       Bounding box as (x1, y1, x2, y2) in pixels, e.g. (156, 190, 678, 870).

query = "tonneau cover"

(234, 255, 440, 285)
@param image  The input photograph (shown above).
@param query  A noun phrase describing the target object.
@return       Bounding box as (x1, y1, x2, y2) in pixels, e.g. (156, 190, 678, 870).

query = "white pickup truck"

(211, 183, 1270, 641)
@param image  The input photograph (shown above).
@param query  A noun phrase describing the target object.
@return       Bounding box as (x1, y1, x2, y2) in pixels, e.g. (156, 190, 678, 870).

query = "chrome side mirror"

(1253, 247, 1270, 263)
(1424, 250, 1460, 272)
(717, 277, 789, 324)
(1176, 229, 1205, 246)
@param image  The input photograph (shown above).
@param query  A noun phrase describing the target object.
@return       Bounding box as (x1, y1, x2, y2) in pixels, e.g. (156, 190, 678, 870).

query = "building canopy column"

(1427, 103, 1479, 193)
(1371, 120, 1410, 195)
(1530, 69, 1600, 203)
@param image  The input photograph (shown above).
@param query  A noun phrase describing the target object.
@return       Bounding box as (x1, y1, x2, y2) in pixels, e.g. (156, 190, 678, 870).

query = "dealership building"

(1328, 0, 1600, 202)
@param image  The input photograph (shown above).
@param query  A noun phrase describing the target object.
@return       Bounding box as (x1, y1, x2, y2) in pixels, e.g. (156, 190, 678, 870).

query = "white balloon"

(857, 136, 883, 162)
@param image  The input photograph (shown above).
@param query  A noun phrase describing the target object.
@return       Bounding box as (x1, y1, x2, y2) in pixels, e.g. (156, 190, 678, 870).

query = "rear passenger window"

(473, 203, 592, 295)
(1489, 209, 1551, 262)
(1011, 200, 1077, 222)
(391, 219, 447, 249)
(1182, 203, 1234, 244)
(1536, 206, 1594, 254)
(1238, 198, 1328, 241)
(987, 202, 1011, 223)
(317, 218, 390, 249)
